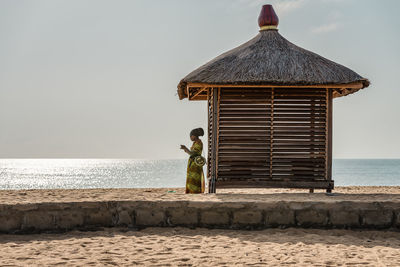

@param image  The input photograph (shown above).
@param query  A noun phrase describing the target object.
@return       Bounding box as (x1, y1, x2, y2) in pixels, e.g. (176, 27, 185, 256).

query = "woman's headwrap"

(190, 128, 204, 137)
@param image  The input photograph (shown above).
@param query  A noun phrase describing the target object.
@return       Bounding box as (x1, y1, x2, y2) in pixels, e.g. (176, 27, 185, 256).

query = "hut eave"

(178, 79, 370, 100)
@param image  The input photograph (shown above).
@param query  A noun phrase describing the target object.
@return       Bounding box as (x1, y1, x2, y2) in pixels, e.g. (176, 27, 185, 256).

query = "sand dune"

(0, 227, 400, 266)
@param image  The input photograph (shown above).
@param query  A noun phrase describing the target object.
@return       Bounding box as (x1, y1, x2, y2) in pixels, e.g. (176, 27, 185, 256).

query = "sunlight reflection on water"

(0, 159, 187, 190)
(0, 159, 399, 190)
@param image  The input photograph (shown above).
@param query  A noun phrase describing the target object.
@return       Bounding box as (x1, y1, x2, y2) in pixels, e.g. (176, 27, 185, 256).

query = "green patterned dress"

(185, 140, 205, 194)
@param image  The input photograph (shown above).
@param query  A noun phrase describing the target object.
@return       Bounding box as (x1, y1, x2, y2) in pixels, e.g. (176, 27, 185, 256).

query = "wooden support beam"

(189, 87, 208, 100)
(269, 88, 274, 179)
(187, 83, 364, 100)
(209, 87, 219, 193)
(216, 89, 220, 187)
(186, 82, 364, 90)
(207, 89, 211, 182)
(216, 180, 334, 189)
(326, 88, 333, 191)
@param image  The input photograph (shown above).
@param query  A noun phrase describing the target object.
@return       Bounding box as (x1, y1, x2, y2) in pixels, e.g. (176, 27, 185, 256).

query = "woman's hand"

(180, 145, 189, 152)
(180, 145, 191, 154)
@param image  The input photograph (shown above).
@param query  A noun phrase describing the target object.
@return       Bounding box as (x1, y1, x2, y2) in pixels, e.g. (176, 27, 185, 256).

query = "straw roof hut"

(178, 4, 369, 193)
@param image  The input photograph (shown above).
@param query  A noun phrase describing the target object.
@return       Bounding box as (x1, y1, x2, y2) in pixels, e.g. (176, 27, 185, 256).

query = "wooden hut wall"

(218, 88, 273, 181)
(207, 87, 333, 190)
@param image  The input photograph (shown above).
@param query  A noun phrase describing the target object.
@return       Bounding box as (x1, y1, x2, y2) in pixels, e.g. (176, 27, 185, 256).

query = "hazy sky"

(0, 0, 399, 159)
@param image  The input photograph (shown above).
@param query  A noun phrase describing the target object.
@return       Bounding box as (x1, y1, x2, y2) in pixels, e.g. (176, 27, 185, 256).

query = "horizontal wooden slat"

(220, 100, 272, 104)
(273, 95, 326, 99)
(274, 113, 326, 118)
(220, 104, 272, 108)
(273, 122, 325, 126)
(218, 169, 270, 173)
(220, 118, 272, 121)
(219, 127, 270, 131)
(272, 137, 325, 140)
(215, 180, 333, 189)
(218, 163, 270, 167)
(271, 148, 325, 152)
(270, 175, 325, 179)
(219, 143, 271, 148)
(218, 122, 271, 126)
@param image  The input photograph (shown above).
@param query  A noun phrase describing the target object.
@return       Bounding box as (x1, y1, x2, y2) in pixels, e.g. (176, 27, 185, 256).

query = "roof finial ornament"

(258, 4, 279, 31)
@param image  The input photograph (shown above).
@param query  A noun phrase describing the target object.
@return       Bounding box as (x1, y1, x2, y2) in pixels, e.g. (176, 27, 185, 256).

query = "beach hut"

(177, 4, 369, 193)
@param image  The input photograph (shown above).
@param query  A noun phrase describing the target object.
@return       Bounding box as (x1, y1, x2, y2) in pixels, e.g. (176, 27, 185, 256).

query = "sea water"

(0, 159, 399, 190)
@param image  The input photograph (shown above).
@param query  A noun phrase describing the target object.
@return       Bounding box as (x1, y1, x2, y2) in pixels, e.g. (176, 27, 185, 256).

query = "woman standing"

(180, 128, 205, 194)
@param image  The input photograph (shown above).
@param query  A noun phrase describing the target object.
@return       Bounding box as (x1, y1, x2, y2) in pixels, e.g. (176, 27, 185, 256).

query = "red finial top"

(258, 4, 279, 31)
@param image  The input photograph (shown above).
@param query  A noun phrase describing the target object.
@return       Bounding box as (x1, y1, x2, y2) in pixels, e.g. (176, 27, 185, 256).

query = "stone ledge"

(0, 199, 399, 234)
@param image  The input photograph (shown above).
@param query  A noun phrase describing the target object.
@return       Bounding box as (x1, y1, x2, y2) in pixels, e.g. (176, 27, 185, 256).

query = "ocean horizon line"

(1, 158, 399, 160)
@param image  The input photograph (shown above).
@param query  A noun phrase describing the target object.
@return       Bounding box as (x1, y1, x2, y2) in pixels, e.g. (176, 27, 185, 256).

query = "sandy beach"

(1, 186, 400, 205)
(0, 186, 399, 266)
(0, 227, 399, 266)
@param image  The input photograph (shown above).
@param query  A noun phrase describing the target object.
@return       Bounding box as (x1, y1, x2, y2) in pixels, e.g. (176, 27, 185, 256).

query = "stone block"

(296, 209, 328, 227)
(168, 208, 198, 225)
(56, 211, 85, 229)
(200, 211, 230, 226)
(362, 210, 393, 228)
(330, 210, 360, 227)
(13, 204, 39, 212)
(395, 210, 400, 228)
(136, 209, 164, 226)
(77, 202, 104, 209)
(23, 211, 55, 230)
(393, 210, 400, 229)
(84, 209, 113, 226)
(0, 213, 22, 232)
(265, 209, 295, 226)
(233, 211, 262, 225)
(117, 202, 136, 212)
(116, 210, 133, 226)
(39, 203, 73, 211)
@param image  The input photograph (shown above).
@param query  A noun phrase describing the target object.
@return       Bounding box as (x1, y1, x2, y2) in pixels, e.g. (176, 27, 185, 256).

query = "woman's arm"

(181, 142, 202, 157)
(180, 145, 192, 155)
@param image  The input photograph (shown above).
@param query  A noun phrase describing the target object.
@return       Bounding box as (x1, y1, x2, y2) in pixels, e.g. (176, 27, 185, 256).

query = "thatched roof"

(177, 6, 369, 100)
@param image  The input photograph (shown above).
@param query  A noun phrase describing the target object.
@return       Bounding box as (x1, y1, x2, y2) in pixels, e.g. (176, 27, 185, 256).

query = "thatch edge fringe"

(177, 79, 370, 100)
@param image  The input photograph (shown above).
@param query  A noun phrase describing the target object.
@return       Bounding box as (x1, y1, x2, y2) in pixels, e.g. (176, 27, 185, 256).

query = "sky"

(0, 0, 399, 159)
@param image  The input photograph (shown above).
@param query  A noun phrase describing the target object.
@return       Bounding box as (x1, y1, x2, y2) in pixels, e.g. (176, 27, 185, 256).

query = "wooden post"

(216, 89, 221, 184)
(209, 87, 219, 193)
(207, 89, 211, 185)
(310, 97, 315, 159)
(326, 88, 333, 193)
(269, 88, 274, 179)
(207, 88, 213, 192)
